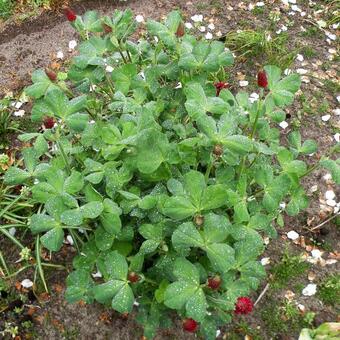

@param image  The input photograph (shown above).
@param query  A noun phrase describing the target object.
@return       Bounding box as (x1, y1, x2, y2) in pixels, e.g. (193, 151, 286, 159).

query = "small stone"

(325, 190, 335, 200)
(261, 257, 271, 265)
(287, 230, 299, 240)
(105, 65, 114, 73)
(56, 51, 64, 59)
(239, 80, 249, 87)
(135, 15, 144, 23)
(321, 114, 331, 122)
(68, 40, 77, 50)
(302, 283, 317, 296)
(279, 121, 289, 129)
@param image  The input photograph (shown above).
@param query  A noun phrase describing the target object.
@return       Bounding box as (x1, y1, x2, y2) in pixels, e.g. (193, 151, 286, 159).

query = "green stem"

(0, 228, 25, 249)
(36, 236, 48, 293)
(0, 251, 10, 276)
(56, 140, 71, 175)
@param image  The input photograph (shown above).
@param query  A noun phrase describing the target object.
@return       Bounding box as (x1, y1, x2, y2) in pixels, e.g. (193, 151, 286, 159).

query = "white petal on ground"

(14, 101, 23, 109)
(279, 121, 289, 129)
(302, 284, 317, 296)
(135, 15, 144, 23)
(239, 80, 249, 87)
(284, 68, 292, 75)
(287, 230, 299, 240)
(261, 257, 271, 265)
(321, 114, 331, 122)
(296, 54, 304, 61)
(175, 82, 182, 89)
(14, 110, 25, 117)
(21, 279, 34, 288)
(68, 40, 77, 50)
(66, 235, 74, 245)
(56, 51, 64, 59)
(280, 202, 286, 209)
(216, 330, 221, 337)
(191, 14, 203, 22)
(92, 271, 102, 278)
(323, 173, 332, 181)
(326, 199, 337, 207)
(9, 227, 16, 236)
(205, 32, 213, 40)
(296, 68, 308, 75)
(311, 249, 323, 259)
(185, 22, 193, 29)
(208, 23, 215, 30)
(325, 31, 336, 41)
(310, 185, 318, 193)
(325, 190, 336, 200)
(105, 65, 114, 73)
(249, 92, 259, 103)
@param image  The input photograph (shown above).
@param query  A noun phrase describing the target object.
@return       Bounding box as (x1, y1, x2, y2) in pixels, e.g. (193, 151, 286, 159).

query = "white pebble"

(302, 283, 317, 296)
(56, 51, 64, 59)
(13, 110, 25, 117)
(239, 80, 249, 87)
(296, 68, 308, 75)
(261, 257, 271, 265)
(199, 26, 206, 32)
(325, 190, 335, 200)
(287, 230, 299, 240)
(321, 114, 331, 122)
(296, 54, 304, 61)
(185, 22, 193, 29)
(68, 40, 77, 50)
(9, 227, 16, 236)
(135, 15, 144, 23)
(208, 23, 215, 30)
(311, 249, 322, 259)
(66, 235, 74, 245)
(205, 32, 213, 40)
(326, 199, 337, 207)
(279, 121, 289, 129)
(191, 14, 203, 22)
(105, 65, 114, 73)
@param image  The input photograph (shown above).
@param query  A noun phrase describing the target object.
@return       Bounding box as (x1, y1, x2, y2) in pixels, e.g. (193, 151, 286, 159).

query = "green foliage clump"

(270, 251, 310, 288)
(318, 274, 340, 307)
(3, 8, 340, 339)
(0, 0, 13, 19)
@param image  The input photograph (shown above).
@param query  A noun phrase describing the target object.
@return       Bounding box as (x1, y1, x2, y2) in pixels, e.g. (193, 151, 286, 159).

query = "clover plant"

(4, 9, 340, 340)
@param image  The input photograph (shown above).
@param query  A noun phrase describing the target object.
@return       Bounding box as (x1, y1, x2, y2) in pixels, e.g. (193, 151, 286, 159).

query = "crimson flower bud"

(214, 81, 229, 96)
(43, 116, 56, 129)
(257, 70, 268, 88)
(128, 272, 140, 283)
(103, 24, 112, 34)
(45, 69, 57, 82)
(234, 296, 253, 315)
(182, 318, 198, 333)
(176, 22, 185, 37)
(64, 8, 77, 22)
(207, 275, 221, 290)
